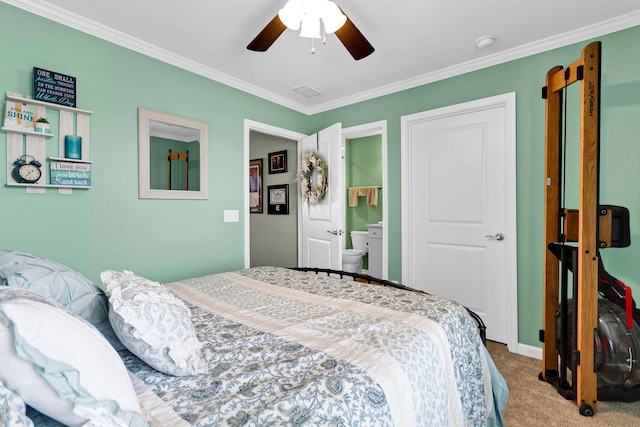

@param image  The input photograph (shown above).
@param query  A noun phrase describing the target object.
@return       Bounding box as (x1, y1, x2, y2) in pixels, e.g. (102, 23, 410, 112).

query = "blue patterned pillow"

(0, 250, 123, 350)
(0, 379, 34, 427)
(101, 270, 206, 376)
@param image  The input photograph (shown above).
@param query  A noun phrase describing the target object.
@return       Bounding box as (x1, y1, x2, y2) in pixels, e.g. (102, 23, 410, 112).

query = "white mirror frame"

(138, 108, 208, 199)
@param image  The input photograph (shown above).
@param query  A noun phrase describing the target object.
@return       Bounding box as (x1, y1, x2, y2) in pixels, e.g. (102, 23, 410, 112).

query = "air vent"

(291, 85, 322, 98)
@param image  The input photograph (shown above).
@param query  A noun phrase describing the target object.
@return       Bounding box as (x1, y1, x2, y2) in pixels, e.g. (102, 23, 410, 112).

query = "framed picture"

(268, 150, 287, 174)
(267, 184, 289, 214)
(249, 158, 263, 213)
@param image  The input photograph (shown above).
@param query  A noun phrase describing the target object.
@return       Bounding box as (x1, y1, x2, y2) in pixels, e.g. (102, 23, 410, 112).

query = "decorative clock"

(12, 155, 42, 184)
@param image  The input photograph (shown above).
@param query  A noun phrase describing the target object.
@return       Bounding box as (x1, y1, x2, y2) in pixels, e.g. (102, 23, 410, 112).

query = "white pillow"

(101, 270, 205, 376)
(0, 287, 146, 427)
(0, 250, 123, 351)
(0, 379, 34, 427)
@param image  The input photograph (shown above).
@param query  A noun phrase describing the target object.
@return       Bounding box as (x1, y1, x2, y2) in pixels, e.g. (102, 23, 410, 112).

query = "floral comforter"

(124, 267, 507, 426)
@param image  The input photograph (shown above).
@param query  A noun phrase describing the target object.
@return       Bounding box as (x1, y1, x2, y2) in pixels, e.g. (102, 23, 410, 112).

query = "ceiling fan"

(247, 0, 374, 60)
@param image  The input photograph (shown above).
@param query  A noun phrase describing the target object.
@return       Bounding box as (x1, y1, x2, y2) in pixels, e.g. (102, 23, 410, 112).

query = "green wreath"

(298, 150, 328, 205)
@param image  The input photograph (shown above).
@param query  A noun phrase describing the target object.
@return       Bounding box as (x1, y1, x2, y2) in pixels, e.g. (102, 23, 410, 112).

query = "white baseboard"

(510, 342, 542, 360)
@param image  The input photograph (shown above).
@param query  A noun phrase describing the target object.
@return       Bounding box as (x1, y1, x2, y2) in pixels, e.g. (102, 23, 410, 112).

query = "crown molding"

(5, 0, 640, 116)
(2, 0, 312, 114)
(308, 10, 640, 114)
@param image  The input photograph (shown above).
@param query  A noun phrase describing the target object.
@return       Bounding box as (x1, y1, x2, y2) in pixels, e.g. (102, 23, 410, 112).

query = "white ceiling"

(6, 0, 640, 115)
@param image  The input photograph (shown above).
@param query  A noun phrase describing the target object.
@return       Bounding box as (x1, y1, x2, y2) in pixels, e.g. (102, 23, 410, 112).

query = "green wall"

(345, 135, 383, 235)
(0, 3, 309, 284)
(2, 2, 640, 348)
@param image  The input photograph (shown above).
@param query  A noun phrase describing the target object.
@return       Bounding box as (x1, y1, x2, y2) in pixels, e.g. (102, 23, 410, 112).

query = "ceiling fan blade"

(247, 15, 287, 52)
(334, 16, 374, 60)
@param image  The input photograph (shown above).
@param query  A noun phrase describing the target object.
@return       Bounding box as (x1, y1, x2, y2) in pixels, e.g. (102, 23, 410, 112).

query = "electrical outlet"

(224, 210, 239, 222)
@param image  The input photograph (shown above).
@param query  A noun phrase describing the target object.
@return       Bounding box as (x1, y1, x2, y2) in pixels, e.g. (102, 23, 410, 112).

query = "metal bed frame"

(292, 267, 487, 345)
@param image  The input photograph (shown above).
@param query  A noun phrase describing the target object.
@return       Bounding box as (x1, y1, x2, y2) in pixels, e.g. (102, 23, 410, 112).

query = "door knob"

(485, 233, 505, 241)
(327, 230, 343, 236)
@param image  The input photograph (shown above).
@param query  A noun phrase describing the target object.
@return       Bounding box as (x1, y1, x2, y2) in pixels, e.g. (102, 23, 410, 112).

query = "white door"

(401, 93, 517, 346)
(300, 123, 344, 269)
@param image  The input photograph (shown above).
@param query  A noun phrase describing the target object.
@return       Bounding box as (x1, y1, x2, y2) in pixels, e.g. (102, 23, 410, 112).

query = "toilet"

(342, 231, 368, 273)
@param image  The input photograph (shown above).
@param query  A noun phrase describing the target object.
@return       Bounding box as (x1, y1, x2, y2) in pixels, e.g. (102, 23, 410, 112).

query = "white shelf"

(1, 126, 54, 138)
(6, 182, 91, 189)
(3, 92, 93, 194)
(6, 93, 92, 115)
(48, 156, 94, 164)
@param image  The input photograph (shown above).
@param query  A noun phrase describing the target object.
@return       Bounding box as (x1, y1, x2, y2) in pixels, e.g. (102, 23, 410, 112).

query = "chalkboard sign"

(33, 67, 77, 108)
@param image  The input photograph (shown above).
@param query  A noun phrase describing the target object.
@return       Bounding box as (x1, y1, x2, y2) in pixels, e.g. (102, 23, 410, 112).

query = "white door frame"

(342, 121, 389, 279)
(400, 93, 518, 352)
(244, 119, 306, 268)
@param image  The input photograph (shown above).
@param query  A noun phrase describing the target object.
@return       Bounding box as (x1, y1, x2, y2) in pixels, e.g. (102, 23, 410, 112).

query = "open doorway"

(244, 120, 306, 268)
(249, 131, 298, 267)
(342, 121, 388, 279)
(344, 135, 383, 273)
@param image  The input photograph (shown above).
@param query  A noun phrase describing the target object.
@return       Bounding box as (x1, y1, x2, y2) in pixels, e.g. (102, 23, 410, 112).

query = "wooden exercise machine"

(540, 41, 640, 416)
(540, 40, 601, 417)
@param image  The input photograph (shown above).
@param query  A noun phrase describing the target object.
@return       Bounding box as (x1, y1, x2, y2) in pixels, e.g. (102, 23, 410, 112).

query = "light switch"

(224, 210, 239, 222)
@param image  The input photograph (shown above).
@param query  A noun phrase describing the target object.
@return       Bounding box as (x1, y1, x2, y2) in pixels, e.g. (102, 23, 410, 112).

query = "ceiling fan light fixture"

(247, 0, 374, 60)
(278, 0, 304, 30)
(299, 13, 321, 39)
(321, 1, 347, 34)
(279, 0, 346, 37)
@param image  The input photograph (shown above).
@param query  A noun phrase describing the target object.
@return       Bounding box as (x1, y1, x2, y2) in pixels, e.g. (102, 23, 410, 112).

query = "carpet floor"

(487, 341, 640, 426)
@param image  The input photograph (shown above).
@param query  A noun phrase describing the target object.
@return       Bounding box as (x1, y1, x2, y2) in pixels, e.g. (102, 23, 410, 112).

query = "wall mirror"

(138, 108, 208, 199)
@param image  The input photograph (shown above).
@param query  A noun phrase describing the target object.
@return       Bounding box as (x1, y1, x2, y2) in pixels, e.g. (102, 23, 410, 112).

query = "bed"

(0, 250, 508, 427)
